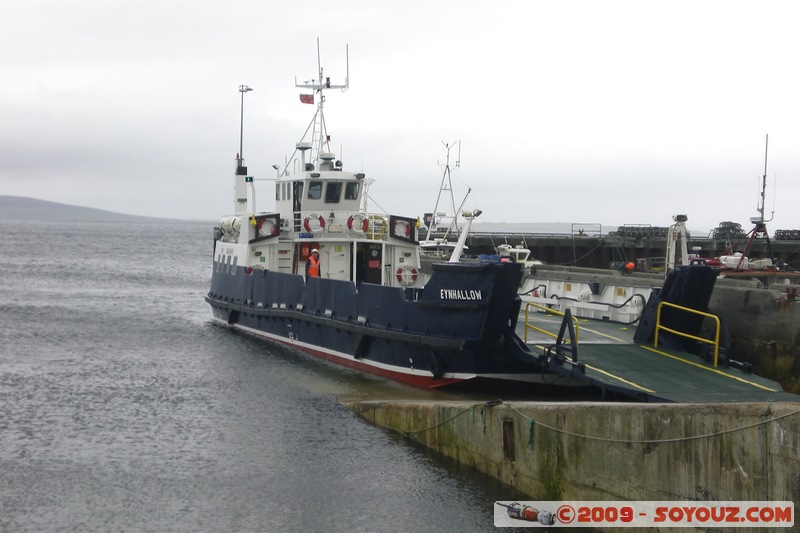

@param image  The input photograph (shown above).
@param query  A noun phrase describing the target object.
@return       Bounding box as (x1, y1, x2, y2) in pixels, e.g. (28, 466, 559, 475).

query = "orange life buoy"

(304, 214, 325, 233)
(347, 214, 369, 234)
(257, 217, 278, 238)
(394, 219, 411, 237)
(396, 265, 418, 286)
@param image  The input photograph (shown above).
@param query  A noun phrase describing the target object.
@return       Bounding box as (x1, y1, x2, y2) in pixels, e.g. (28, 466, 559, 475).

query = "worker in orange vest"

(306, 248, 320, 279)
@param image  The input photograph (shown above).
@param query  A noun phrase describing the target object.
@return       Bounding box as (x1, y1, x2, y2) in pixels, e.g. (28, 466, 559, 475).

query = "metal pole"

(238, 85, 252, 166)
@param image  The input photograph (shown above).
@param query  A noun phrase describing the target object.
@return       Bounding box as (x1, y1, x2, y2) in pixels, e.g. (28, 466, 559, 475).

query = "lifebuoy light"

(304, 214, 326, 233)
(347, 214, 369, 234)
(396, 265, 418, 286)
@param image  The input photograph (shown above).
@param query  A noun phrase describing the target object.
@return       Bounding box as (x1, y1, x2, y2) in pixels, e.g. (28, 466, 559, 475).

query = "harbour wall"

(710, 283, 800, 394)
(466, 232, 800, 271)
(346, 400, 800, 524)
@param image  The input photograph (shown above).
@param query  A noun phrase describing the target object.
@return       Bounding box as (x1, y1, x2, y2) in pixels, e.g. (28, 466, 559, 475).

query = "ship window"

(325, 182, 342, 203)
(307, 181, 322, 199)
(275, 183, 280, 201)
(231, 255, 237, 275)
(345, 182, 360, 200)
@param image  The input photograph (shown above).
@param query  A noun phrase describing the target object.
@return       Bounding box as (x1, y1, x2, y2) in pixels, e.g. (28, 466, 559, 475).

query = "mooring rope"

(401, 400, 501, 436)
(400, 400, 800, 445)
(506, 404, 800, 445)
(401, 406, 472, 436)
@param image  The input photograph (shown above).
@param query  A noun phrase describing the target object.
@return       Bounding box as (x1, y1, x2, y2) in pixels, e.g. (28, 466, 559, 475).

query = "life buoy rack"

(396, 265, 418, 286)
(347, 213, 369, 234)
(304, 214, 326, 233)
(365, 215, 388, 240)
(257, 217, 279, 238)
(393, 218, 412, 238)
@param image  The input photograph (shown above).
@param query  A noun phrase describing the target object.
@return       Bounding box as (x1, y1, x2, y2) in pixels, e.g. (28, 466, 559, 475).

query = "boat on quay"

(205, 51, 797, 401)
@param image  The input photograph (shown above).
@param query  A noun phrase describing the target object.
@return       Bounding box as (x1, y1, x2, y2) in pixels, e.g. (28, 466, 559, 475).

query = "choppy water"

(0, 220, 534, 532)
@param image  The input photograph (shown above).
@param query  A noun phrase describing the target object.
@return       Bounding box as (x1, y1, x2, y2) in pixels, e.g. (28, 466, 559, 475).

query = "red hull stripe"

(227, 321, 469, 389)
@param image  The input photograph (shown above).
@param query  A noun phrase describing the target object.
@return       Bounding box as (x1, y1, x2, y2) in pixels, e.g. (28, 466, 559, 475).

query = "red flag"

(299, 94, 314, 104)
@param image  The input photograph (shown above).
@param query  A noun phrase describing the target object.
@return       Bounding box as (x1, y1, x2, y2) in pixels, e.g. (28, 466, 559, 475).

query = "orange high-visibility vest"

(307, 255, 320, 277)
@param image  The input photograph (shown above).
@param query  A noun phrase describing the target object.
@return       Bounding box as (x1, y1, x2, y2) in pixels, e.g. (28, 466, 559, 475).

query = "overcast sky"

(2, 0, 798, 233)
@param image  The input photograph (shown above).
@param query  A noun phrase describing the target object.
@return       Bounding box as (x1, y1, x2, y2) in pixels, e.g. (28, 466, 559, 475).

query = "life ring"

(257, 217, 278, 238)
(393, 218, 412, 237)
(304, 214, 326, 233)
(347, 213, 369, 234)
(365, 215, 388, 240)
(396, 265, 418, 286)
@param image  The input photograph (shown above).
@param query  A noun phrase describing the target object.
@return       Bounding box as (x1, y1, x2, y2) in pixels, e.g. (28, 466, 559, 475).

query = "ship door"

(356, 243, 382, 285)
(295, 241, 320, 275)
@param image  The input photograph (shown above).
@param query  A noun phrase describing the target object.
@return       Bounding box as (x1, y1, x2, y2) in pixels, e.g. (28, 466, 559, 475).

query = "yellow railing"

(654, 301, 721, 366)
(524, 302, 580, 345)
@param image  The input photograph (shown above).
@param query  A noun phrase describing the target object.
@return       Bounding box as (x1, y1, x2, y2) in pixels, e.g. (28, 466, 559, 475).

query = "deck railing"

(654, 301, 721, 366)
(524, 302, 580, 345)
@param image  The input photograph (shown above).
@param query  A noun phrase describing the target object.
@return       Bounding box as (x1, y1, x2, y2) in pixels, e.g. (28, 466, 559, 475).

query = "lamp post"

(238, 85, 253, 169)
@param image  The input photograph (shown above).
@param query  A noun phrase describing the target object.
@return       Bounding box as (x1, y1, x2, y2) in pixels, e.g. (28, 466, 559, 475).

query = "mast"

(234, 84, 253, 215)
(755, 133, 772, 225)
(423, 141, 465, 244)
(736, 134, 775, 269)
(294, 39, 349, 168)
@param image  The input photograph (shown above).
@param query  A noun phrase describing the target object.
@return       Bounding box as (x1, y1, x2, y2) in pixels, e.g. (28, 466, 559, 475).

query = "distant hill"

(0, 196, 167, 222)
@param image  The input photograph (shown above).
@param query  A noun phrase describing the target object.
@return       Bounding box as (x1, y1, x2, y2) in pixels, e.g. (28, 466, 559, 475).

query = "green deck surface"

(517, 310, 799, 403)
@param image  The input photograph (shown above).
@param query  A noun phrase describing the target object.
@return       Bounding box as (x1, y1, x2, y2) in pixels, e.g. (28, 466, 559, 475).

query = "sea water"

(0, 220, 538, 532)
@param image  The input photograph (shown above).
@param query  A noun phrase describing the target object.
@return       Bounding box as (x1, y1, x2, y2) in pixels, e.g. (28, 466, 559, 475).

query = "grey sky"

(2, 0, 798, 233)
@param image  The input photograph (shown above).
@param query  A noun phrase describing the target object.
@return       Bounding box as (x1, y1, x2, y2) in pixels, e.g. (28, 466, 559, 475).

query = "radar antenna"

(293, 39, 350, 166)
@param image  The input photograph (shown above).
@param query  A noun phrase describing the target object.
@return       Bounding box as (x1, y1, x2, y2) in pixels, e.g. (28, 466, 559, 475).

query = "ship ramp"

(518, 305, 799, 403)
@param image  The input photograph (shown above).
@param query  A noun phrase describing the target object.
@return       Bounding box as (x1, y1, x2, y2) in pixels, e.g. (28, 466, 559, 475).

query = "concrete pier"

(346, 400, 800, 505)
(710, 283, 800, 393)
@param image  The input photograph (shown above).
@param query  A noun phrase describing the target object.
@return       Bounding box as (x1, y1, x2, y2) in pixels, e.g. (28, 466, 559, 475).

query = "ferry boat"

(205, 54, 555, 388)
(204, 51, 756, 398)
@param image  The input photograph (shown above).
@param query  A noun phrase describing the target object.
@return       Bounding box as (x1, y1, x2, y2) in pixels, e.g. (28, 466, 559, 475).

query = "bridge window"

(307, 181, 322, 199)
(345, 182, 360, 200)
(325, 182, 342, 203)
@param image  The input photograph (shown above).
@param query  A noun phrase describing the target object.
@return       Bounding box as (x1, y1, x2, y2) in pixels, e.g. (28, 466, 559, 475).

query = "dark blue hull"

(206, 261, 550, 387)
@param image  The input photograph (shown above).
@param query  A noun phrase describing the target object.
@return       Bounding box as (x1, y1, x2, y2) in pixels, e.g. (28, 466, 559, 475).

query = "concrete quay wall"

(710, 284, 800, 394)
(347, 400, 800, 506)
